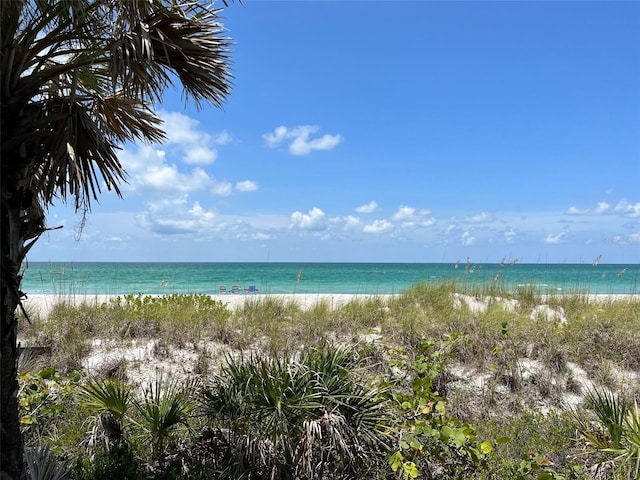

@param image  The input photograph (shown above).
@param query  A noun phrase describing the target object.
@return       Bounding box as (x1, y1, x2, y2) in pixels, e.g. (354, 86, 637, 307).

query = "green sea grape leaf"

(389, 451, 403, 472)
(403, 461, 419, 478)
(480, 440, 493, 454)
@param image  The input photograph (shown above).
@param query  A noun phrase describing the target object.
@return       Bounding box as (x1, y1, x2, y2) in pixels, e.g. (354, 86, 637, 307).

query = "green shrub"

(73, 443, 141, 480)
(201, 345, 391, 479)
(386, 334, 497, 479)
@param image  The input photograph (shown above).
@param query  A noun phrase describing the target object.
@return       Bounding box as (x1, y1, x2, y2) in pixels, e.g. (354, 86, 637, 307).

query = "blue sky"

(32, 1, 640, 264)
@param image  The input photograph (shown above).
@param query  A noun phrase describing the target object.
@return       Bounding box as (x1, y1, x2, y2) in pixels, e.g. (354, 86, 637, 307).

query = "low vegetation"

(16, 283, 640, 479)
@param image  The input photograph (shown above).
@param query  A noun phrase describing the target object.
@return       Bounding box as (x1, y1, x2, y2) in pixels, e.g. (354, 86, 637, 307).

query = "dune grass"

(16, 284, 640, 479)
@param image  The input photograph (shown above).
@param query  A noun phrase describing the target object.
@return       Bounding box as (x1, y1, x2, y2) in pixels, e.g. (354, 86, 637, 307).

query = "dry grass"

(17, 287, 640, 405)
(14, 285, 640, 479)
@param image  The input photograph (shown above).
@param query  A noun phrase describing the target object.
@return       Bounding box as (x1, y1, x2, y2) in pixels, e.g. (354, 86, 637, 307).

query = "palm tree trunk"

(1, 180, 29, 480)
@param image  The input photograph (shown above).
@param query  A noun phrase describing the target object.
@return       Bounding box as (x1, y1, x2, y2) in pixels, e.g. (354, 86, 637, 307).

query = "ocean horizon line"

(25, 260, 640, 266)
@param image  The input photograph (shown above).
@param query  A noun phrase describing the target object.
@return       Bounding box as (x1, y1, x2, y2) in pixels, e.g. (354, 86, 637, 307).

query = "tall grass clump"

(384, 282, 458, 346)
(477, 408, 578, 475)
(233, 296, 303, 353)
(297, 298, 337, 344)
(19, 301, 106, 373)
(336, 296, 388, 334)
(557, 295, 640, 375)
(25, 444, 72, 480)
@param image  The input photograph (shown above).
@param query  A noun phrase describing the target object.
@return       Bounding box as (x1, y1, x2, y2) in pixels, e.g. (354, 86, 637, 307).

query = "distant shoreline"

(21, 292, 638, 320)
(22, 293, 398, 319)
(24, 260, 640, 265)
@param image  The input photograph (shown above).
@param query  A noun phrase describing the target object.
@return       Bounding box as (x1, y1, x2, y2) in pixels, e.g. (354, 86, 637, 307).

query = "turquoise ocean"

(19, 262, 640, 296)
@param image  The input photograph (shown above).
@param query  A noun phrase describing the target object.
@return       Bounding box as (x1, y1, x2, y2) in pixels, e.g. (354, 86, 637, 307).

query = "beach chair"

(231, 285, 240, 294)
(219, 285, 227, 294)
(248, 285, 258, 293)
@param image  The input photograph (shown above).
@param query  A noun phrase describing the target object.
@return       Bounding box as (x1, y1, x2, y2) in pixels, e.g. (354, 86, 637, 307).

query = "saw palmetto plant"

(201, 345, 391, 479)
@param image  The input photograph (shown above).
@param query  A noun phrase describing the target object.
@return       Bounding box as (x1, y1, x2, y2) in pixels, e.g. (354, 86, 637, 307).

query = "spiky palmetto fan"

(25, 444, 71, 480)
(79, 377, 133, 447)
(616, 402, 640, 479)
(1, 1, 234, 477)
(581, 387, 630, 450)
(573, 388, 640, 478)
(201, 346, 391, 479)
(135, 374, 200, 468)
(80, 377, 132, 421)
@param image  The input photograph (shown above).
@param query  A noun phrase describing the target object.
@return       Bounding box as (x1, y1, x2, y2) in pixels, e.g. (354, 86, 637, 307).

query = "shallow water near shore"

(20, 261, 640, 295)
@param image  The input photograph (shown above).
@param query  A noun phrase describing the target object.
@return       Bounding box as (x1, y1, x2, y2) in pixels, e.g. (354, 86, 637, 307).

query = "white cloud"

(544, 232, 568, 244)
(606, 233, 640, 245)
(119, 118, 222, 196)
(356, 201, 378, 214)
(466, 212, 493, 222)
(212, 130, 233, 145)
(504, 228, 517, 244)
(138, 157, 211, 193)
(290, 207, 327, 230)
(138, 199, 273, 242)
(330, 215, 361, 230)
(263, 125, 343, 155)
(614, 200, 640, 217)
(263, 126, 289, 147)
(188, 201, 215, 222)
(160, 112, 203, 144)
(461, 231, 475, 245)
(568, 202, 611, 215)
(160, 111, 227, 165)
(391, 205, 434, 229)
(363, 220, 393, 234)
(140, 198, 221, 235)
(235, 180, 259, 192)
(252, 232, 272, 240)
(343, 215, 360, 229)
(392, 205, 417, 221)
(567, 206, 588, 215)
(567, 199, 640, 217)
(121, 141, 248, 200)
(184, 146, 217, 165)
(212, 181, 233, 196)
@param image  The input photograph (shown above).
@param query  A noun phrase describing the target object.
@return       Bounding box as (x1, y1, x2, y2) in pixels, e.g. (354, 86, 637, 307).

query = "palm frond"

(110, 4, 233, 108)
(135, 373, 199, 452)
(31, 95, 127, 210)
(609, 402, 640, 479)
(79, 377, 132, 419)
(25, 444, 71, 480)
(94, 94, 165, 144)
(3, 0, 234, 214)
(585, 387, 629, 449)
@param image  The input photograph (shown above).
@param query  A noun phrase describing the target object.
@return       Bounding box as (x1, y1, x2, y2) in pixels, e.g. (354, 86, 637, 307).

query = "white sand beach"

(21, 293, 400, 319)
(21, 292, 637, 320)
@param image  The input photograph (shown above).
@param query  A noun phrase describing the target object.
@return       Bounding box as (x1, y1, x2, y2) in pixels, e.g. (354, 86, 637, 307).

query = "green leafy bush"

(386, 335, 498, 479)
